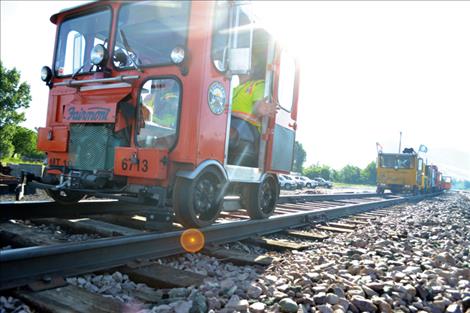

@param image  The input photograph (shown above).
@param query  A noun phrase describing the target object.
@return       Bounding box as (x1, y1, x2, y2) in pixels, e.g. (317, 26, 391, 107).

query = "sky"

(1, 1, 469, 180)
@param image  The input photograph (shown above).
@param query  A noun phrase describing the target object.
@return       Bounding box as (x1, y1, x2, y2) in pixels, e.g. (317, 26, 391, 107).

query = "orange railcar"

(30, 1, 300, 228)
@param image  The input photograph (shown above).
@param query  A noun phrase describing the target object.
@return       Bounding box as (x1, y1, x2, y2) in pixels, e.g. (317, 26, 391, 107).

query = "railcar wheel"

(45, 189, 85, 204)
(242, 175, 279, 219)
(173, 167, 225, 228)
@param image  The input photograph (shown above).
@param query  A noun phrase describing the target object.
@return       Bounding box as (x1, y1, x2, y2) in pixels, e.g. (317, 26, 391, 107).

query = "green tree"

(0, 124, 16, 158)
(11, 126, 42, 158)
(339, 164, 362, 183)
(292, 141, 306, 173)
(304, 164, 333, 180)
(360, 161, 377, 185)
(0, 62, 32, 158)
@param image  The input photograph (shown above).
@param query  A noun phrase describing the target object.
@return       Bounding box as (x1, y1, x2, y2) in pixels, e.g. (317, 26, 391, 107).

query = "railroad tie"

(14, 285, 123, 313)
(342, 219, 369, 225)
(203, 247, 275, 266)
(248, 237, 314, 251)
(284, 230, 329, 240)
(119, 263, 206, 289)
(327, 222, 357, 230)
(0, 222, 65, 247)
(316, 225, 355, 233)
(32, 218, 143, 237)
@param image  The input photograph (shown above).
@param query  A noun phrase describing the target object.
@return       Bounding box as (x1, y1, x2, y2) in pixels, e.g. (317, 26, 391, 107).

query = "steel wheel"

(243, 175, 279, 219)
(173, 167, 225, 228)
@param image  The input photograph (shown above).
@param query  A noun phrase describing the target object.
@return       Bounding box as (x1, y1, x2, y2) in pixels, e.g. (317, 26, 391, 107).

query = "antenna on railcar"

(398, 131, 402, 153)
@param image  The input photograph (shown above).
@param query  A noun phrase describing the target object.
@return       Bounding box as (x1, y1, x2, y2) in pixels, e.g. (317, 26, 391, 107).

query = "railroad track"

(0, 192, 440, 311)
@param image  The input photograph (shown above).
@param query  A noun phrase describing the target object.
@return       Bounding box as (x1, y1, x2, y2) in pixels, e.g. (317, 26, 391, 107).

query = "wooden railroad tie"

(284, 230, 329, 241)
(14, 285, 123, 313)
(204, 247, 275, 266)
(316, 225, 355, 233)
(342, 219, 369, 225)
(0, 222, 65, 247)
(119, 263, 206, 289)
(352, 216, 375, 221)
(327, 222, 357, 230)
(32, 218, 143, 237)
(248, 237, 314, 251)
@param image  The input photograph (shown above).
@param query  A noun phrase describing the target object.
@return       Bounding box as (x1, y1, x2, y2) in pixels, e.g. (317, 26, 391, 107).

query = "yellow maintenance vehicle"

(376, 151, 425, 194)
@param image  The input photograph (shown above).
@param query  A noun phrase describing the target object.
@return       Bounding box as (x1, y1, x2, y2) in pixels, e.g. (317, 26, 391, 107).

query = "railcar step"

(204, 247, 275, 265)
(316, 225, 355, 233)
(285, 230, 329, 240)
(119, 263, 206, 289)
(248, 237, 313, 251)
(15, 284, 123, 313)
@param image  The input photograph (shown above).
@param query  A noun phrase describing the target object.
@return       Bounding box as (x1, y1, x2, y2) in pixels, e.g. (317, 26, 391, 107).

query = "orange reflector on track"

(180, 228, 205, 253)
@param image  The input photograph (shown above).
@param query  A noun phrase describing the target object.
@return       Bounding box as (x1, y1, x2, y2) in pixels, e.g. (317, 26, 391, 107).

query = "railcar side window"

(277, 50, 296, 112)
(55, 9, 111, 76)
(137, 79, 181, 149)
(212, 2, 230, 72)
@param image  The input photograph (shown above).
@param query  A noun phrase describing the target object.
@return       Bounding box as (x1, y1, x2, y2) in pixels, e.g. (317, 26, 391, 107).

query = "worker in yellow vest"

(228, 56, 277, 167)
(231, 73, 277, 129)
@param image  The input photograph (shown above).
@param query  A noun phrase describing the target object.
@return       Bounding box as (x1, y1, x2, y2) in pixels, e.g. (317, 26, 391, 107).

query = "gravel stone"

(351, 296, 377, 312)
(279, 297, 298, 313)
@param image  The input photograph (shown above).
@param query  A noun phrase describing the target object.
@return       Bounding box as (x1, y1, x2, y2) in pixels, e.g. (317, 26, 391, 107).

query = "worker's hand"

(255, 98, 278, 118)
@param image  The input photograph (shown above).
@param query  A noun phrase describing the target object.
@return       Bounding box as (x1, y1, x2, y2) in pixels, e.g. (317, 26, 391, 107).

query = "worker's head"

(251, 45, 266, 80)
(239, 47, 266, 84)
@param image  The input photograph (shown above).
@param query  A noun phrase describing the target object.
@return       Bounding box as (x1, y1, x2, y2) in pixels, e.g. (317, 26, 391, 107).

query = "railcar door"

(265, 48, 300, 172)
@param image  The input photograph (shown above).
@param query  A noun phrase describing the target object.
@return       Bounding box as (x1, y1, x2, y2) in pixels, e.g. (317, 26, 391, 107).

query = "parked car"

(278, 174, 295, 190)
(292, 175, 306, 189)
(299, 176, 318, 188)
(314, 177, 333, 188)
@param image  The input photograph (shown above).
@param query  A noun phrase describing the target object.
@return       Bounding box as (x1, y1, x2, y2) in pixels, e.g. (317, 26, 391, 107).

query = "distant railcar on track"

(376, 150, 451, 194)
(376, 152, 424, 194)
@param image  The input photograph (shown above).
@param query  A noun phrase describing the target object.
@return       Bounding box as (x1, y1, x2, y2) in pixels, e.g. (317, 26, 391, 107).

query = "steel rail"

(0, 193, 436, 290)
(0, 193, 381, 220)
(0, 199, 156, 220)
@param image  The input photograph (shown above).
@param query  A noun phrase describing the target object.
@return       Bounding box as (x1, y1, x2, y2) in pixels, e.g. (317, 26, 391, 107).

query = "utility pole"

(398, 131, 402, 153)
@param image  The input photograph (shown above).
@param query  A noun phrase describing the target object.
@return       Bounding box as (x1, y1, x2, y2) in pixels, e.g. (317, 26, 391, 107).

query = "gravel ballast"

(1, 192, 468, 313)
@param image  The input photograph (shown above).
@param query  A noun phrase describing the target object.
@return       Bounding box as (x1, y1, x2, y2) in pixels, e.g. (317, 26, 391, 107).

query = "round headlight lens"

(91, 44, 107, 65)
(41, 66, 52, 82)
(170, 46, 185, 64)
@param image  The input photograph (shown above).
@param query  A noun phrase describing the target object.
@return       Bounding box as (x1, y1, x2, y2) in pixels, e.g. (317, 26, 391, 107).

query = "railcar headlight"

(170, 46, 186, 64)
(91, 44, 108, 66)
(41, 66, 52, 82)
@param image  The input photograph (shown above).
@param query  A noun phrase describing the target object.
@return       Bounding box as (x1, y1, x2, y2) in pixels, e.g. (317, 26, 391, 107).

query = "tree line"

(303, 162, 377, 185)
(0, 62, 44, 161)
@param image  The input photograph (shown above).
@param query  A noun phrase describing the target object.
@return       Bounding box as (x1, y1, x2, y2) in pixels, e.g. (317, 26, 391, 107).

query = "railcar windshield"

(114, 1, 190, 68)
(55, 9, 112, 76)
(379, 154, 414, 169)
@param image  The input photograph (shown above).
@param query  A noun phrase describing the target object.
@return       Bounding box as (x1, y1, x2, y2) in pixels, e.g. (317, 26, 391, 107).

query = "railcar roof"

(50, 0, 98, 24)
(378, 152, 417, 156)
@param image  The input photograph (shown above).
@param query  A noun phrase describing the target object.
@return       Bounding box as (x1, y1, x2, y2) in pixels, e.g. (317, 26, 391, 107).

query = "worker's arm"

(254, 97, 277, 118)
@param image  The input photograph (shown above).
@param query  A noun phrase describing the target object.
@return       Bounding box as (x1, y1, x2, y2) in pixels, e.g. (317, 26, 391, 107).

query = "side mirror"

(228, 48, 251, 74)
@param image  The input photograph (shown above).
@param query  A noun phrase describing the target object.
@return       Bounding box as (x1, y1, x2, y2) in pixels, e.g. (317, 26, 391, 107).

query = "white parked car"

(292, 175, 306, 189)
(278, 174, 296, 190)
(299, 176, 317, 188)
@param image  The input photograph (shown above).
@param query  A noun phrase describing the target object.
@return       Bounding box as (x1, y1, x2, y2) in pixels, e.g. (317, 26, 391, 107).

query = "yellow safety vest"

(232, 80, 265, 128)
